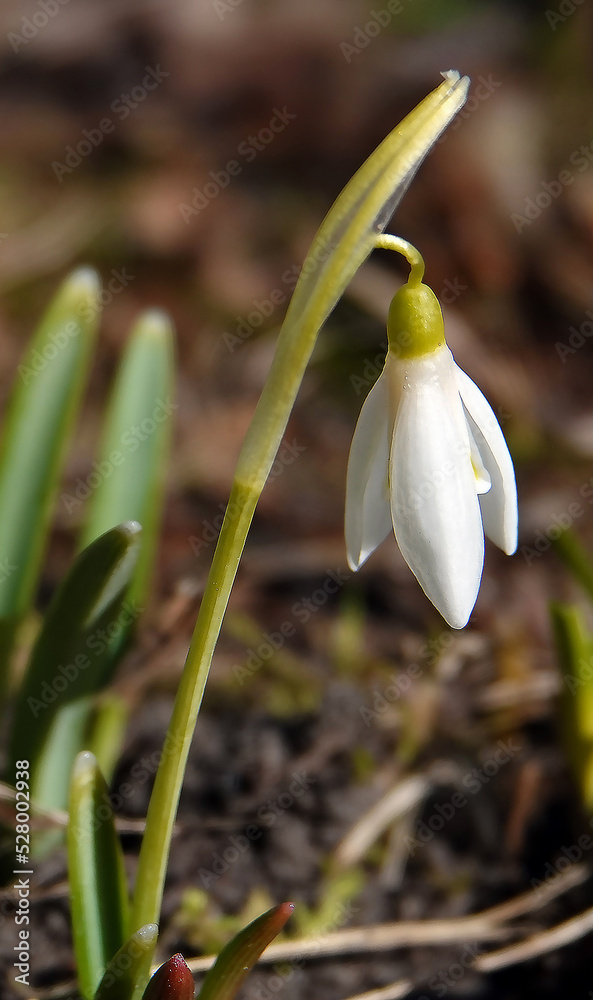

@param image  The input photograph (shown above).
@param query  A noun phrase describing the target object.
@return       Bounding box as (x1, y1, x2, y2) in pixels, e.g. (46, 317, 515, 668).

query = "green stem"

(129, 230, 428, 948)
(129, 71, 470, 965)
(130, 480, 255, 930)
(375, 234, 425, 287)
(132, 246, 392, 938)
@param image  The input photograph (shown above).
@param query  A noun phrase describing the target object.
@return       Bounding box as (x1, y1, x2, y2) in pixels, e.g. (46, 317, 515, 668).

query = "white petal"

(456, 366, 518, 555)
(390, 347, 484, 628)
(468, 427, 491, 495)
(345, 365, 393, 570)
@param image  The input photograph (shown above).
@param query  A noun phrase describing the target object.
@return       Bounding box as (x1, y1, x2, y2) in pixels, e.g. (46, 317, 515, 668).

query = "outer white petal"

(456, 366, 518, 555)
(390, 346, 484, 628)
(345, 364, 393, 571)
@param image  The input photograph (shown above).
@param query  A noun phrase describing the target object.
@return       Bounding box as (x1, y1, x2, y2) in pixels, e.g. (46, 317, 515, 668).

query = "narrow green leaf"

(93, 924, 159, 1000)
(68, 751, 130, 1000)
(9, 522, 141, 812)
(81, 309, 175, 612)
(197, 903, 294, 1000)
(0, 268, 101, 685)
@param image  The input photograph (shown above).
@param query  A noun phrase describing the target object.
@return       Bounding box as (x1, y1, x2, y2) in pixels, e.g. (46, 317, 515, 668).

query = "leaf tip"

(65, 265, 101, 300)
(138, 308, 175, 339)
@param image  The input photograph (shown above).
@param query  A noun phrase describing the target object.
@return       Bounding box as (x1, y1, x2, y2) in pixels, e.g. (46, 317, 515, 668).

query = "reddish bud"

(142, 953, 195, 1000)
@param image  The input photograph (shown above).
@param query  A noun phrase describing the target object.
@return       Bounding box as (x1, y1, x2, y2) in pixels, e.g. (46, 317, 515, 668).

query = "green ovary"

(387, 282, 445, 359)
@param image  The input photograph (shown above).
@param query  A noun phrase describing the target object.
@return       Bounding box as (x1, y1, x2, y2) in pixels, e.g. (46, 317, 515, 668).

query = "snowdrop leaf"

(9, 522, 141, 813)
(0, 268, 100, 692)
(68, 752, 130, 1000)
(81, 309, 175, 613)
(197, 903, 294, 1000)
(94, 924, 159, 1000)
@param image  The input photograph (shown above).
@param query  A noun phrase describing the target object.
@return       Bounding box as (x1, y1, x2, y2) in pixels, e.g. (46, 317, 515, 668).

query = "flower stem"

(130, 231, 426, 944)
(129, 72, 469, 986)
(375, 234, 425, 287)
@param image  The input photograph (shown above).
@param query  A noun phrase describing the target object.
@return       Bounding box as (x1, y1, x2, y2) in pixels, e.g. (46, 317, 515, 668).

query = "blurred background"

(2, 0, 593, 997)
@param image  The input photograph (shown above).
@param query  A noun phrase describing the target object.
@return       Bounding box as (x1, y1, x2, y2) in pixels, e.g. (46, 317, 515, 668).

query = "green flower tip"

(387, 281, 445, 360)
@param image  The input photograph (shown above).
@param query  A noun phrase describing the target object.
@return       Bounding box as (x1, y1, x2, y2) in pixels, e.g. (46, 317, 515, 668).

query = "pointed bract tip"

(440, 69, 470, 93)
(142, 953, 195, 1000)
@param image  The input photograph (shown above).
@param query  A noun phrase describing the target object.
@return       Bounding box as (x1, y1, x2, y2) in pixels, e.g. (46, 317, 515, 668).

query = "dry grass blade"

(334, 775, 430, 868)
(475, 903, 593, 973)
(340, 980, 414, 1000)
(186, 863, 589, 973)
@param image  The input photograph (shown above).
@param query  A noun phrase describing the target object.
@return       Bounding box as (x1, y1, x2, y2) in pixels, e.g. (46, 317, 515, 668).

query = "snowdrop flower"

(345, 258, 517, 628)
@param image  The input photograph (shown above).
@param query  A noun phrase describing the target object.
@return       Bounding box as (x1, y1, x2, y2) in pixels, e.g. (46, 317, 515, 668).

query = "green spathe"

(387, 282, 445, 359)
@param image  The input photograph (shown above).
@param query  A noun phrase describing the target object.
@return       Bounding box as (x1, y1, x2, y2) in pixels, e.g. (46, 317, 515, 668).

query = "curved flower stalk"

(130, 73, 471, 992)
(346, 238, 517, 628)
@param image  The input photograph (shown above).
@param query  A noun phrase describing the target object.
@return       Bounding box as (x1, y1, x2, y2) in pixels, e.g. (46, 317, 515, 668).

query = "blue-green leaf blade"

(0, 268, 101, 670)
(94, 924, 159, 1000)
(68, 751, 130, 1000)
(81, 308, 175, 611)
(9, 521, 141, 811)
